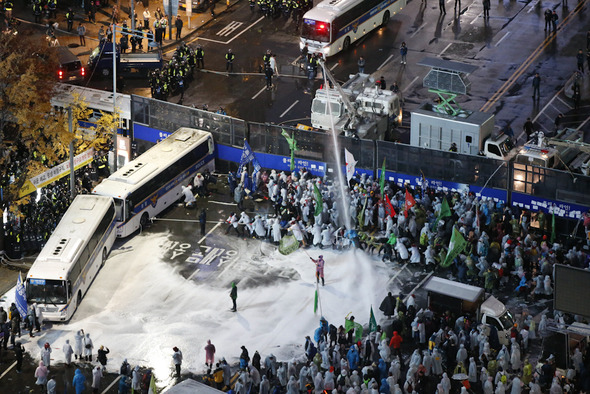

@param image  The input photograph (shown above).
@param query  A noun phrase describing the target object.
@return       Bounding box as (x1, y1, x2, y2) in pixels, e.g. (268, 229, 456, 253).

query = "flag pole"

(316, 281, 323, 317)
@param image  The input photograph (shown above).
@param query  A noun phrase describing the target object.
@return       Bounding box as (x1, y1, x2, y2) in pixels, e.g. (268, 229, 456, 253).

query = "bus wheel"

(381, 11, 390, 27)
(140, 213, 149, 229)
(343, 36, 351, 51)
(101, 248, 107, 268)
(101, 68, 110, 77)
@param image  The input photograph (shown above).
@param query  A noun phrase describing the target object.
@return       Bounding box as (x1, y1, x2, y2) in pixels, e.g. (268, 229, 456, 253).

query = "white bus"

(300, 0, 406, 57)
(26, 195, 117, 322)
(92, 127, 215, 238)
(51, 83, 132, 135)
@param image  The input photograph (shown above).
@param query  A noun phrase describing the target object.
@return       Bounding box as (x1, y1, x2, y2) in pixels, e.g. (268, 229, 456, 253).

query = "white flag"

(344, 149, 357, 184)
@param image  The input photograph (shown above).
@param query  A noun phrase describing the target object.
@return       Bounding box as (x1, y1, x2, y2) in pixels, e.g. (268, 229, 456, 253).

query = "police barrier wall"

(130, 96, 590, 233)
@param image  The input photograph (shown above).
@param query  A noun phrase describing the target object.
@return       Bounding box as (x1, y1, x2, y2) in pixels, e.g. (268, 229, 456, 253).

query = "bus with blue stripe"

(92, 127, 215, 238)
(51, 83, 131, 137)
(26, 195, 117, 322)
(300, 0, 405, 57)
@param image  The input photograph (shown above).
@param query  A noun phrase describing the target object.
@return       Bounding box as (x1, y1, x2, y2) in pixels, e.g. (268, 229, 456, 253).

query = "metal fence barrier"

(130, 96, 589, 235)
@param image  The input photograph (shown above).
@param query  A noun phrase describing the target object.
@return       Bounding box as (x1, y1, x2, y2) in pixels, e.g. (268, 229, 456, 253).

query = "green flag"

(313, 183, 323, 216)
(433, 197, 452, 230)
(281, 129, 297, 171)
(345, 318, 364, 343)
(354, 322, 363, 343)
(369, 306, 377, 332)
(279, 235, 300, 255)
(439, 198, 452, 219)
(379, 158, 386, 197)
(345, 317, 355, 333)
(314, 289, 318, 314)
(551, 213, 556, 243)
(441, 227, 467, 267)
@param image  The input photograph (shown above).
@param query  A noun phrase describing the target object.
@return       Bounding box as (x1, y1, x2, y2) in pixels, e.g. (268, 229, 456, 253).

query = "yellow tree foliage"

(0, 35, 74, 214)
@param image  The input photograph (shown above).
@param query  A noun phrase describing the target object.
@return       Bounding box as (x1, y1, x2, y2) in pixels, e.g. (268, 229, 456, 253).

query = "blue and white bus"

(26, 195, 117, 322)
(51, 83, 132, 136)
(92, 127, 215, 238)
(300, 0, 406, 57)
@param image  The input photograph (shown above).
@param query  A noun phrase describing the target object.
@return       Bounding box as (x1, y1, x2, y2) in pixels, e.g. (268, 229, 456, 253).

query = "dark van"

(56, 46, 85, 83)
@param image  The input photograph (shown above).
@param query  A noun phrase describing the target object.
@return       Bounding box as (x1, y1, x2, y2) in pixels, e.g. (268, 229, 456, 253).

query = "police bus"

(92, 127, 215, 238)
(26, 195, 117, 321)
(300, 0, 406, 57)
(51, 83, 132, 136)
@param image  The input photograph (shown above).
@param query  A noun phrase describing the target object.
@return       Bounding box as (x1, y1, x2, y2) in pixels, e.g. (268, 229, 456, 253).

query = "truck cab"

(423, 276, 514, 346)
(88, 43, 162, 77)
(482, 134, 517, 161)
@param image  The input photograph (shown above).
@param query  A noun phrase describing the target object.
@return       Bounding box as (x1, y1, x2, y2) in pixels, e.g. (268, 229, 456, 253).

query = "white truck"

(516, 129, 590, 173)
(310, 71, 401, 139)
(410, 104, 517, 160)
(423, 276, 515, 346)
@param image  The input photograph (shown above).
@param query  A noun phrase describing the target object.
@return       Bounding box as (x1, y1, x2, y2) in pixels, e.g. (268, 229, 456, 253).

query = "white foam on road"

(3, 232, 395, 389)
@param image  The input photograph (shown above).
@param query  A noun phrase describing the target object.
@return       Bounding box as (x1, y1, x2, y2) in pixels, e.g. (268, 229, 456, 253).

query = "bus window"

(302, 19, 331, 42)
(67, 280, 72, 298)
(27, 279, 68, 305)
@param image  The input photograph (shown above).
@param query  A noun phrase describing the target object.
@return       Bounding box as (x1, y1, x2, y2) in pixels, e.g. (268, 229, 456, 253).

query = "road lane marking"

(470, 12, 482, 25)
(403, 76, 419, 93)
(197, 16, 265, 45)
(101, 376, 122, 394)
(252, 86, 267, 100)
(378, 54, 394, 70)
(210, 200, 240, 205)
(410, 23, 426, 38)
(330, 63, 339, 71)
(439, 42, 453, 56)
(527, 0, 539, 13)
(495, 32, 511, 47)
(217, 21, 244, 37)
(198, 222, 222, 245)
(481, 0, 586, 112)
(0, 361, 16, 380)
(280, 100, 300, 118)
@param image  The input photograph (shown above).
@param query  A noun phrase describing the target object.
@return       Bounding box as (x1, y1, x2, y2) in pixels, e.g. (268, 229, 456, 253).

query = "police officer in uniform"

(196, 45, 205, 69)
(225, 49, 235, 73)
(66, 8, 74, 31)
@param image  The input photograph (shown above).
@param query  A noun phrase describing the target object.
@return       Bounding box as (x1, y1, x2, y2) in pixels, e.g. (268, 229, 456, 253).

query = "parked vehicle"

(423, 276, 515, 346)
(87, 43, 162, 78)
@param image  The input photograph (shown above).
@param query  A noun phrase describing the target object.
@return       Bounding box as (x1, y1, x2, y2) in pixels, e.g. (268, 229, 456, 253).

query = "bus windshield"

(302, 19, 331, 42)
(27, 279, 68, 305)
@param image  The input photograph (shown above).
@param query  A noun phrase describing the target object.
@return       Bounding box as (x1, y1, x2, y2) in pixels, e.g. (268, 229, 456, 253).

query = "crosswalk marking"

(217, 21, 243, 37)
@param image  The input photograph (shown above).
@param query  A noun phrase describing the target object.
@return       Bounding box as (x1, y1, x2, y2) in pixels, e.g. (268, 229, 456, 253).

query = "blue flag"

(15, 272, 28, 319)
(237, 139, 261, 177)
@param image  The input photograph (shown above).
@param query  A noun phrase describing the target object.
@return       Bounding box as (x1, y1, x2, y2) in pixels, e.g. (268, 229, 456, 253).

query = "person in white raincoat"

(468, 357, 477, 383)
(510, 338, 521, 371)
(74, 330, 84, 360)
(253, 215, 266, 238)
(432, 348, 443, 375)
(440, 372, 451, 394)
(83, 333, 93, 361)
(63, 339, 73, 366)
(287, 376, 298, 394)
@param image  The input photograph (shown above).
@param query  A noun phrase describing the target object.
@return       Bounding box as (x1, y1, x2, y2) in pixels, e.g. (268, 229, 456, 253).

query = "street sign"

(186, 0, 192, 16)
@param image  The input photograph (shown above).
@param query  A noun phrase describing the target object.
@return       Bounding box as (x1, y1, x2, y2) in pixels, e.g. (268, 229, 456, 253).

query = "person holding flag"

(405, 189, 416, 217)
(281, 129, 298, 171)
(310, 255, 325, 286)
(345, 149, 357, 186)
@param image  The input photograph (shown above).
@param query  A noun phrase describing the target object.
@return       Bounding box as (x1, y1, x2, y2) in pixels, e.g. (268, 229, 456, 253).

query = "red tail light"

(58, 70, 63, 79)
(81, 67, 85, 76)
